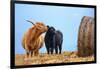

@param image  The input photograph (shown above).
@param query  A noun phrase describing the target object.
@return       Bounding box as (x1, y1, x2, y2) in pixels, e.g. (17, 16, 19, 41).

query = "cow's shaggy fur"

(22, 22, 48, 59)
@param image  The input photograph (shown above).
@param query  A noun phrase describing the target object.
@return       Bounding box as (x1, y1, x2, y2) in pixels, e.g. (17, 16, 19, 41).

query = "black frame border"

(10, 1, 97, 69)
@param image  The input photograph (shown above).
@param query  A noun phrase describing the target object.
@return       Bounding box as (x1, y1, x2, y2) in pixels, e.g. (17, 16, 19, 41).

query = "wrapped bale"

(77, 16, 94, 57)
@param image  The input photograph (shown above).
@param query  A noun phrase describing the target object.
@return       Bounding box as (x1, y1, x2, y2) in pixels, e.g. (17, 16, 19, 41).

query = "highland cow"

(22, 20, 48, 59)
(45, 26, 63, 54)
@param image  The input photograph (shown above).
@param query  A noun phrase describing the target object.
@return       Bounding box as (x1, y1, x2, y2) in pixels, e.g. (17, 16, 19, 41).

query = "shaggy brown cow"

(22, 20, 48, 59)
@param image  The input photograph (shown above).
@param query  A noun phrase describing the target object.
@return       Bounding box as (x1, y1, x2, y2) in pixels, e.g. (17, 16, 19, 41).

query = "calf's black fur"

(45, 26, 63, 54)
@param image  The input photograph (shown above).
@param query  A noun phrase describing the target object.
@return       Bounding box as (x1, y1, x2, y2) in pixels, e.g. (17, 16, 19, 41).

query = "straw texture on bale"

(77, 16, 94, 57)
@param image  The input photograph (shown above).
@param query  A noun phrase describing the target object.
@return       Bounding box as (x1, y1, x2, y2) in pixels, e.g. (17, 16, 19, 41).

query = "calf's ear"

(47, 25, 50, 28)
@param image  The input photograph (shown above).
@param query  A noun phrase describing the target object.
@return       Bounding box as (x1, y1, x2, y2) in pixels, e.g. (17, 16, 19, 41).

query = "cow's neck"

(34, 29, 41, 39)
(31, 28, 42, 42)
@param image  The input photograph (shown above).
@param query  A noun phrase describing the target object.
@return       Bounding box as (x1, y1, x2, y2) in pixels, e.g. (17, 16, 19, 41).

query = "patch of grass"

(15, 51, 94, 66)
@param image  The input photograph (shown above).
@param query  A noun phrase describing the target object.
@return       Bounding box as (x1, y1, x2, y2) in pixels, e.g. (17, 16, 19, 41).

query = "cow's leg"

(24, 51, 29, 61)
(34, 50, 39, 56)
(31, 51, 33, 57)
(36, 50, 39, 56)
(59, 44, 62, 54)
(24, 44, 30, 59)
(26, 52, 29, 58)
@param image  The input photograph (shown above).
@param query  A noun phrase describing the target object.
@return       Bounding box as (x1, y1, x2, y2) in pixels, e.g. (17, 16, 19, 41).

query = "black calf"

(45, 26, 63, 54)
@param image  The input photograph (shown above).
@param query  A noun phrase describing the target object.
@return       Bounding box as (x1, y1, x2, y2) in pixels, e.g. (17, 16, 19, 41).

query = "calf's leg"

(51, 47, 54, 54)
(55, 45, 58, 54)
(46, 44, 50, 54)
(59, 44, 62, 54)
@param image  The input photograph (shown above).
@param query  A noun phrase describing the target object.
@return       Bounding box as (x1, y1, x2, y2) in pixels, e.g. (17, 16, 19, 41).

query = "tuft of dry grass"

(15, 51, 94, 66)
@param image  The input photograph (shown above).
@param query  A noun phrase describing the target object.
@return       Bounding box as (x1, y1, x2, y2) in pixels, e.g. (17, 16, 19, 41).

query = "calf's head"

(47, 26, 56, 34)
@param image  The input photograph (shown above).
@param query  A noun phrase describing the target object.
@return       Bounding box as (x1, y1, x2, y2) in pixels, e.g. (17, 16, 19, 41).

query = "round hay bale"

(77, 16, 94, 57)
